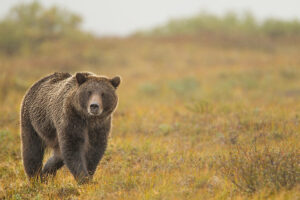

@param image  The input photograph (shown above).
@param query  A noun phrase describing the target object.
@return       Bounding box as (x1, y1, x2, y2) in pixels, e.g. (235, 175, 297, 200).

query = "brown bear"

(20, 72, 120, 183)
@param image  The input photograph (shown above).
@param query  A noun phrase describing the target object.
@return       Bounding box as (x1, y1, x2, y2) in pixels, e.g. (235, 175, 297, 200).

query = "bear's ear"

(110, 76, 121, 89)
(76, 73, 87, 85)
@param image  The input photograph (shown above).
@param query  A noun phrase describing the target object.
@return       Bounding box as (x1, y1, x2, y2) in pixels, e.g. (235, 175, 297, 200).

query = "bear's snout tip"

(89, 103, 102, 115)
(90, 103, 99, 110)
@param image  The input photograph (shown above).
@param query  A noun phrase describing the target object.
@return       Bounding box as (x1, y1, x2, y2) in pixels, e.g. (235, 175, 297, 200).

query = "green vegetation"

(0, 2, 87, 55)
(218, 144, 299, 194)
(138, 11, 300, 38)
(0, 2, 300, 200)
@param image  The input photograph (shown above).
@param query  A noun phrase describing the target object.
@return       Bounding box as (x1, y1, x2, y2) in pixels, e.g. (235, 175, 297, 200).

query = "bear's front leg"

(86, 139, 107, 176)
(59, 125, 90, 184)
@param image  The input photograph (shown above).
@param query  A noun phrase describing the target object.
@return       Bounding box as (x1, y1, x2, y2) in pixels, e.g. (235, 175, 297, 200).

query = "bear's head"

(73, 72, 120, 118)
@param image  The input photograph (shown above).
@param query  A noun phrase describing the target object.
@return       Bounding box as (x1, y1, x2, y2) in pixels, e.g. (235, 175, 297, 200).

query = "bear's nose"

(90, 103, 99, 112)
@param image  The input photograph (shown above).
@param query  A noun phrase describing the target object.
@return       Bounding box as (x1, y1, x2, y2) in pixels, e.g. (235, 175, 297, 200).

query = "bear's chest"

(86, 119, 111, 144)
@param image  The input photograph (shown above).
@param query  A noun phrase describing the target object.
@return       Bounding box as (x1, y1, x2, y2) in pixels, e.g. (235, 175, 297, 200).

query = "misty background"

(1, 0, 300, 36)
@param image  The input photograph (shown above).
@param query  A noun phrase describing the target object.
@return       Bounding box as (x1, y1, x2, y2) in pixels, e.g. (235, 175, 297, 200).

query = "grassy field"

(0, 3, 299, 198)
(0, 35, 299, 199)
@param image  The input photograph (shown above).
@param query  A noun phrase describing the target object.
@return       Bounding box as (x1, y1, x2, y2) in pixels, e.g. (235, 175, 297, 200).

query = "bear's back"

(25, 72, 71, 97)
(22, 72, 73, 116)
(49, 72, 72, 84)
(21, 72, 74, 140)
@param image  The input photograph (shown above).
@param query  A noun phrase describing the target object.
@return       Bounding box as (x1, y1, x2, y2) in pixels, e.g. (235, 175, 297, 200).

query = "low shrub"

(217, 143, 300, 194)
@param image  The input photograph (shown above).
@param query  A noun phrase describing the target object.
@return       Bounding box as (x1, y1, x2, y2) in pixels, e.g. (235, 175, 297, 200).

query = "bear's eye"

(101, 92, 105, 97)
(88, 91, 92, 96)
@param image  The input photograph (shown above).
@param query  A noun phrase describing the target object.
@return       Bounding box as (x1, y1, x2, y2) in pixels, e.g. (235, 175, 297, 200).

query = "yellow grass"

(0, 37, 299, 199)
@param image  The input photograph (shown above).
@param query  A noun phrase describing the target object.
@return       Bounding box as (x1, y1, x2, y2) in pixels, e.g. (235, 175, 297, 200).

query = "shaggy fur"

(20, 72, 120, 183)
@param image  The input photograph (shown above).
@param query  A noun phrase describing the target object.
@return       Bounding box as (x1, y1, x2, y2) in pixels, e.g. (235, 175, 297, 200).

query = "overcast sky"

(1, 0, 300, 36)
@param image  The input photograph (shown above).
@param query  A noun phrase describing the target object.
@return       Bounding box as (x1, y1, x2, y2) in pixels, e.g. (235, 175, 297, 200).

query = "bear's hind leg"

(42, 153, 64, 177)
(21, 122, 45, 179)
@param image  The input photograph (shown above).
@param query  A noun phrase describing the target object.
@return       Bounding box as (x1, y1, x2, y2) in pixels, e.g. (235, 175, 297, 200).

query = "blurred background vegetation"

(0, 2, 299, 200)
(1, 2, 300, 56)
(139, 11, 300, 38)
(0, 2, 89, 55)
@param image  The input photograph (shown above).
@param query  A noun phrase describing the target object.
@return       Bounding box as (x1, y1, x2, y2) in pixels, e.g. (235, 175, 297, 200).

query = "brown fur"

(20, 72, 120, 183)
